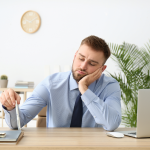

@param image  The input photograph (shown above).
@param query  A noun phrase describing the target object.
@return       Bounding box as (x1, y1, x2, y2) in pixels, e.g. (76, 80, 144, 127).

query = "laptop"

(118, 89, 150, 138)
(0, 101, 22, 141)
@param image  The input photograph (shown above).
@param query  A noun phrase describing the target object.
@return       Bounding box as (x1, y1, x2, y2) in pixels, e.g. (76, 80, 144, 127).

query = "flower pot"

(0, 80, 8, 88)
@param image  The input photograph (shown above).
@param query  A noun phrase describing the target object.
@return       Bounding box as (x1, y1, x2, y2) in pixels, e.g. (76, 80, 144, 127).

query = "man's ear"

(102, 65, 107, 72)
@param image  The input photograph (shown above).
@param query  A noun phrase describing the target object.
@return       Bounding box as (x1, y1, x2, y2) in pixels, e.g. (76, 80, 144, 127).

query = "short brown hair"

(81, 35, 111, 64)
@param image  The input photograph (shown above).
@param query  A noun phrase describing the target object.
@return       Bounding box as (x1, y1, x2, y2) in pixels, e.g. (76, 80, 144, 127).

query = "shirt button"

(94, 116, 96, 118)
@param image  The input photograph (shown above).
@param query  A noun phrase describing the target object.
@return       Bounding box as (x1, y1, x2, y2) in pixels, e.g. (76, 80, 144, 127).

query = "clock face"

(21, 10, 41, 33)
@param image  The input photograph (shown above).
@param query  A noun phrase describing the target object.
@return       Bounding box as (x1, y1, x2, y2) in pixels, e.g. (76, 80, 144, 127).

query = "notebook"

(118, 89, 150, 138)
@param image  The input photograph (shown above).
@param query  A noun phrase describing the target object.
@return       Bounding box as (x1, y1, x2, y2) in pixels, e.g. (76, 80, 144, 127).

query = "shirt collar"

(69, 72, 78, 91)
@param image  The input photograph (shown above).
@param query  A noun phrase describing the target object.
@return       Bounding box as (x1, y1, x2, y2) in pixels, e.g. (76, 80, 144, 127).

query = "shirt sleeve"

(3, 77, 50, 129)
(81, 81, 121, 131)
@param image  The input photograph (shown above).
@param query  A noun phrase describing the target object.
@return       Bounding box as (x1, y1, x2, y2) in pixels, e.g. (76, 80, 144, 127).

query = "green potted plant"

(107, 42, 150, 127)
(0, 75, 8, 88)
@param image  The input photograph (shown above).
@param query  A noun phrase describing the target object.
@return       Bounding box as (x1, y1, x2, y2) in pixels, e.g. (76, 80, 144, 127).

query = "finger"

(0, 94, 12, 108)
(94, 71, 101, 79)
(8, 89, 16, 106)
(0, 96, 5, 105)
(14, 92, 21, 104)
(97, 67, 103, 74)
(3, 100, 11, 108)
(92, 68, 102, 79)
(3, 91, 14, 107)
(1, 95, 15, 110)
(92, 68, 102, 76)
(99, 66, 103, 71)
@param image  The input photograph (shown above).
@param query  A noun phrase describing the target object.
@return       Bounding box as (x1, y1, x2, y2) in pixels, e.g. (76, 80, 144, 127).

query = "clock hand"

(30, 17, 38, 22)
(25, 19, 30, 22)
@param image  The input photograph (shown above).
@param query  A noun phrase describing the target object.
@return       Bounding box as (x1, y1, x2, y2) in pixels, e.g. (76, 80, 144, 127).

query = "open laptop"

(118, 89, 150, 138)
(0, 101, 22, 141)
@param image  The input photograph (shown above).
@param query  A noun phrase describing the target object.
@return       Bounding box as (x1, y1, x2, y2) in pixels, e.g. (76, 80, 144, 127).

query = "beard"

(72, 65, 88, 82)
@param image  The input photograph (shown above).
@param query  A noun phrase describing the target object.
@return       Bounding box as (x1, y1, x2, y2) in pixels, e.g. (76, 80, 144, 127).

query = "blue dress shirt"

(3, 71, 121, 131)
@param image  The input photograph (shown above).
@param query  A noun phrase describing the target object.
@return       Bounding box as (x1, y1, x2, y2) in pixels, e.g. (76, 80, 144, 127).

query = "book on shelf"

(15, 86, 29, 88)
(15, 81, 34, 89)
(15, 81, 34, 85)
(15, 84, 28, 86)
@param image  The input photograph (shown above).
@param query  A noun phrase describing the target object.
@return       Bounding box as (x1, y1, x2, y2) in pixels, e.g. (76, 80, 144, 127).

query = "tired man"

(0, 35, 121, 131)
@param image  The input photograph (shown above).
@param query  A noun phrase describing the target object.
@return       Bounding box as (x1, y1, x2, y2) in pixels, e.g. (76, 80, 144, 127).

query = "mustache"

(75, 68, 88, 75)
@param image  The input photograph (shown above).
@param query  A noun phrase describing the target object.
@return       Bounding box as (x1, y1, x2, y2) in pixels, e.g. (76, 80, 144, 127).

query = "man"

(0, 35, 121, 131)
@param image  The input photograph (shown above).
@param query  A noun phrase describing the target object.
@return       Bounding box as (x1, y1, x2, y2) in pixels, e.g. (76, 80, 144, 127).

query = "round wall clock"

(21, 10, 41, 33)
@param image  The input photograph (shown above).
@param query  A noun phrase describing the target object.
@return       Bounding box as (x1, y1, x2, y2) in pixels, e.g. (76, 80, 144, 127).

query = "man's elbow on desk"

(95, 114, 121, 131)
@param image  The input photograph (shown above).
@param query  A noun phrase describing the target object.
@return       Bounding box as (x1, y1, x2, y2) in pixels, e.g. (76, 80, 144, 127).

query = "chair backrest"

(36, 106, 47, 127)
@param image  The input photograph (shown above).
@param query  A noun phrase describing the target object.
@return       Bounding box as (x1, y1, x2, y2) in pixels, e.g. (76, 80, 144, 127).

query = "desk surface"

(0, 127, 150, 150)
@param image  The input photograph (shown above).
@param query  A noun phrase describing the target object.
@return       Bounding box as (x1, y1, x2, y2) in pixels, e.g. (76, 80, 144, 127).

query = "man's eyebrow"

(90, 60, 99, 64)
(79, 53, 99, 64)
(79, 53, 85, 57)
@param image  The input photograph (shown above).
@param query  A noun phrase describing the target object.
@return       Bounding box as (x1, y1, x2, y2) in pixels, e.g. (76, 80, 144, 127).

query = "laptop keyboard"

(129, 132, 136, 135)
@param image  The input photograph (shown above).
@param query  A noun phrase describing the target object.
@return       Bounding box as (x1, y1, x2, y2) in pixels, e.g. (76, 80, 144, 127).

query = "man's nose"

(80, 61, 88, 71)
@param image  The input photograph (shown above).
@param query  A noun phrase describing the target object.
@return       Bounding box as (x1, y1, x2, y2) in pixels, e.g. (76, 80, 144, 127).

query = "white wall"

(0, 0, 150, 87)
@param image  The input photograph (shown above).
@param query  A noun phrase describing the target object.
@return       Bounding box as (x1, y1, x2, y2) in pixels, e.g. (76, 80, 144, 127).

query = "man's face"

(72, 44, 106, 82)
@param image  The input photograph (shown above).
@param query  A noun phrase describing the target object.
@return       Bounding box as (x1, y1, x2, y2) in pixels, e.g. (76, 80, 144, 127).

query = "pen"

(16, 101, 21, 130)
